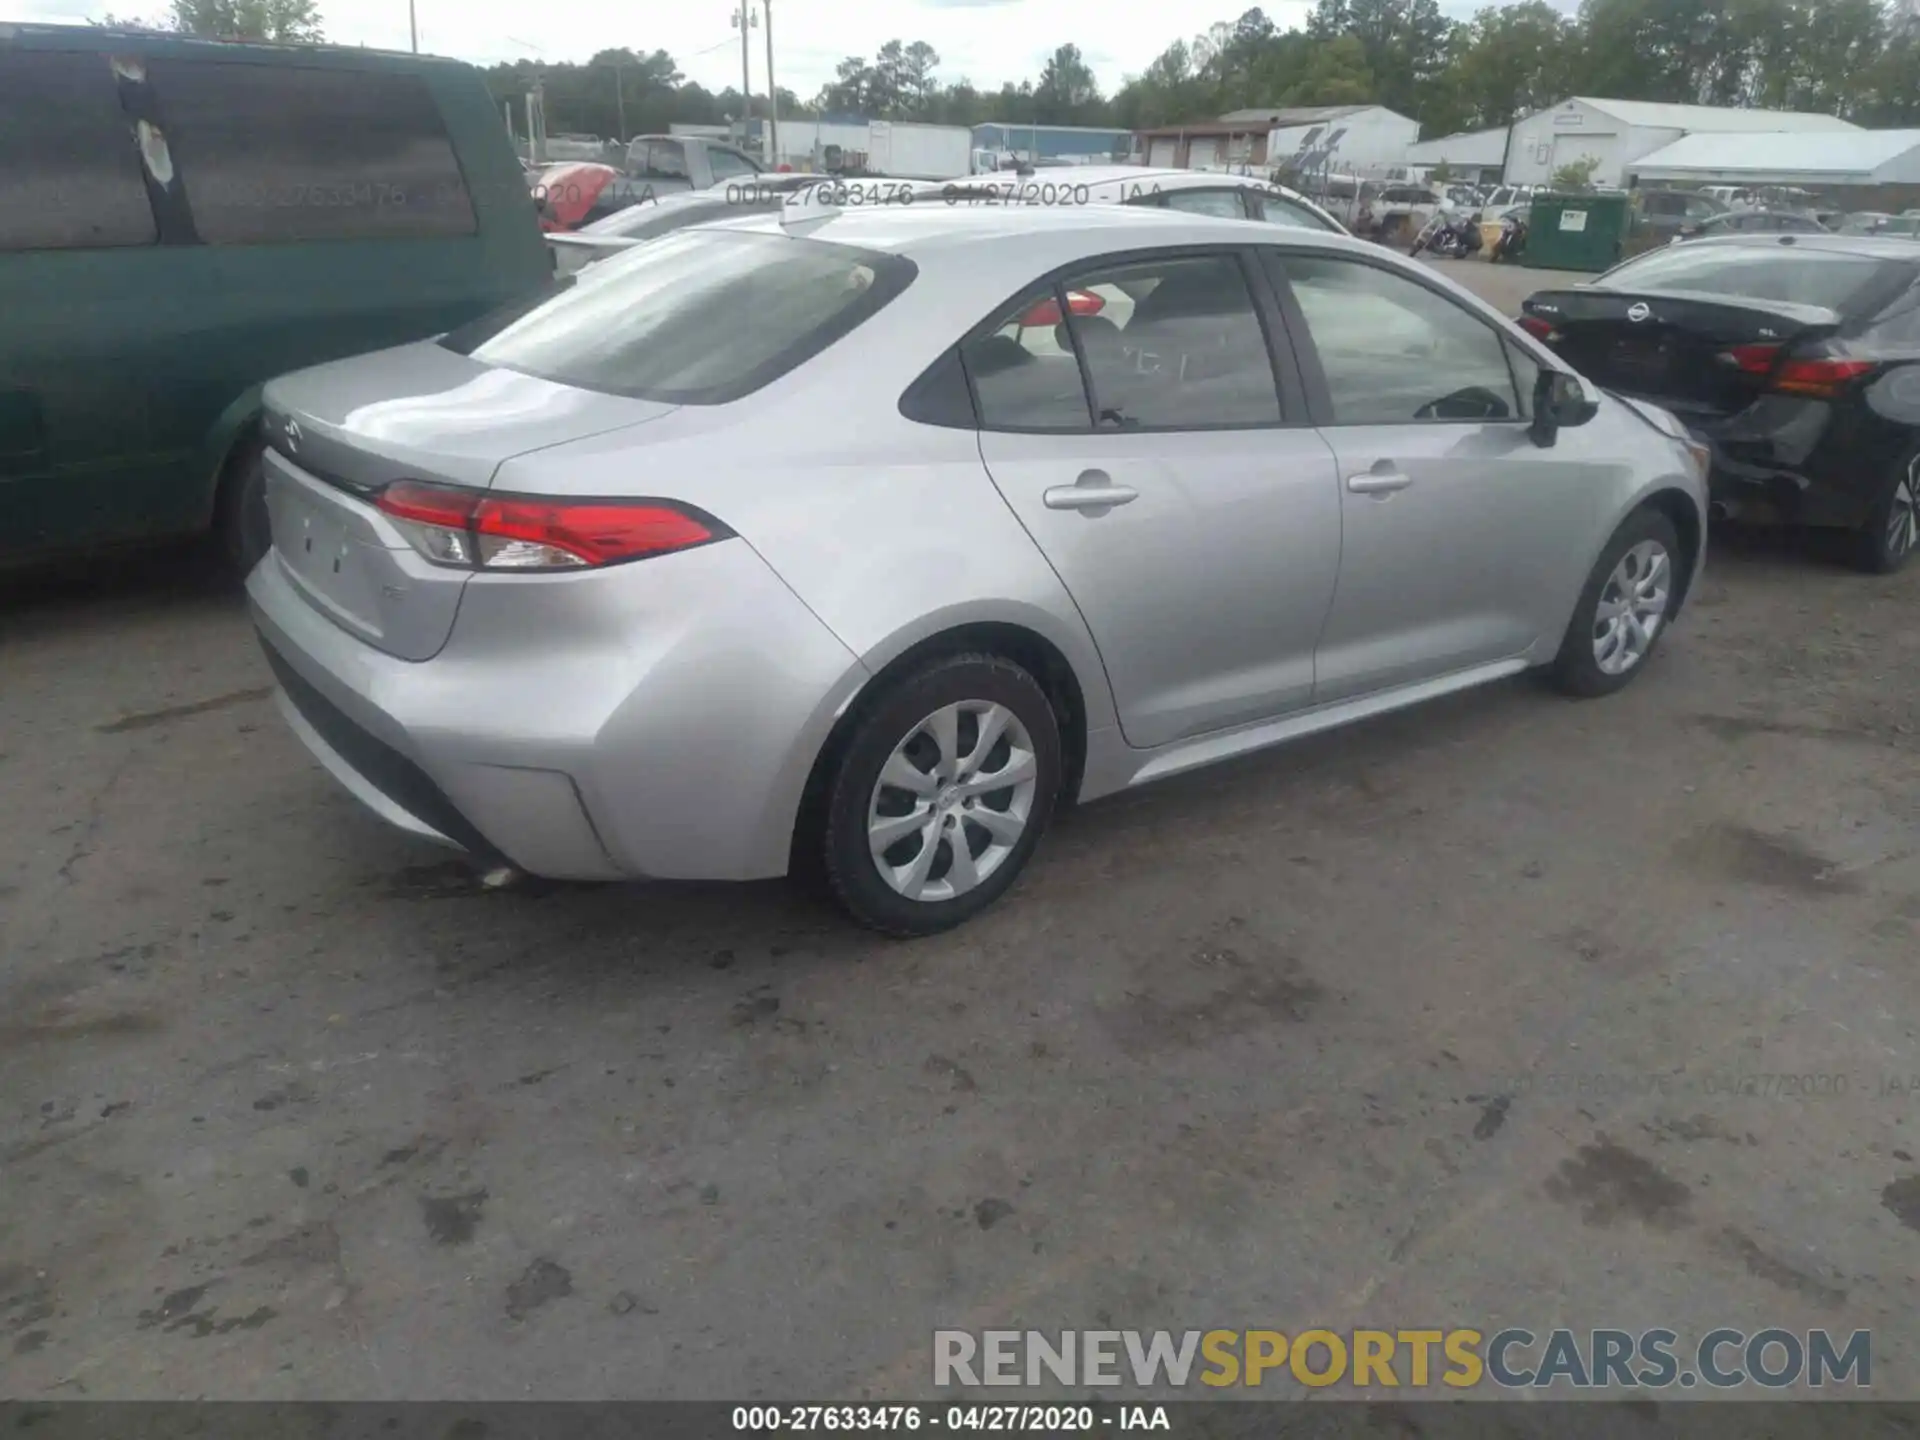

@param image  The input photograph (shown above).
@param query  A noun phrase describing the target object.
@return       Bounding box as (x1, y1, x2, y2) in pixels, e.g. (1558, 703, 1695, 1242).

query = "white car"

(932, 166, 1349, 236)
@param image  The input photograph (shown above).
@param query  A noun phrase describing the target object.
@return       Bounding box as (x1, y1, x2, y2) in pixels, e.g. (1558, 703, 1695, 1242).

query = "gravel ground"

(3, 263, 1919, 1404)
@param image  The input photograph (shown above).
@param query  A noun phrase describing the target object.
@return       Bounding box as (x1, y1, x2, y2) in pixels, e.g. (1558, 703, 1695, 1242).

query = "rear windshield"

(441, 229, 915, 404)
(1600, 245, 1911, 311)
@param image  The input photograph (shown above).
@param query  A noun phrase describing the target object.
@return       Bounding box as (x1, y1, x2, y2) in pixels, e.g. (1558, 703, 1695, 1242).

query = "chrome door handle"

(1347, 470, 1414, 495)
(1044, 470, 1139, 514)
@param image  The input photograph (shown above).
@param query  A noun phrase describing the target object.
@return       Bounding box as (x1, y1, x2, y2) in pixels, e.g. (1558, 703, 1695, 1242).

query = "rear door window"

(0, 50, 157, 251)
(1161, 189, 1250, 220)
(1251, 191, 1334, 231)
(442, 229, 915, 404)
(964, 253, 1283, 432)
(146, 59, 477, 243)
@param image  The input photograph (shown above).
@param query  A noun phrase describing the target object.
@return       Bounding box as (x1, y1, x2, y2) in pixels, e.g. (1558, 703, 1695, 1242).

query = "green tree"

(1552, 154, 1602, 190)
(1445, 1, 1574, 127)
(901, 41, 942, 116)
(1033, 43, 1103, 123)
(168, 0, 323, 41)
(1307, 0, 1456, 118)
(99, 0, 322, 40)
(815, 56, 872, 114)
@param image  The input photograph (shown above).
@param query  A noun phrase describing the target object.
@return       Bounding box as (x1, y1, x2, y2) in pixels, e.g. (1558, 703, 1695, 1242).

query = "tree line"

(95, 0, 1920, 141)
(483, 0, 1920, 145)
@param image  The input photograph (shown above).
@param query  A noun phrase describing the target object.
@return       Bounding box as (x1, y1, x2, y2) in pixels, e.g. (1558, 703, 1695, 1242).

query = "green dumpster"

(1526, 192, 1632, 272)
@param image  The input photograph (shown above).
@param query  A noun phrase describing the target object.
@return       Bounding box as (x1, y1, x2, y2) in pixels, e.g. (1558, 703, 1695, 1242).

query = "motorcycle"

(1410, 207, 1483, 259)
(1490, 210, 1530, 264)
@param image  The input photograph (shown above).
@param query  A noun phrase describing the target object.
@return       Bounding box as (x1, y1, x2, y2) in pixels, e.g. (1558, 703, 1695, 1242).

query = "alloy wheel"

(866, 701, 1038, 903)
(1592, 539, 1672, 676)
(1887, 462, 1918, 561)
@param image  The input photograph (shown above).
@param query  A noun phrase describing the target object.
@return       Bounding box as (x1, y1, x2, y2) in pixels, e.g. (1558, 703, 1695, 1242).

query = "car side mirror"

(1530, 370, 1598, 447)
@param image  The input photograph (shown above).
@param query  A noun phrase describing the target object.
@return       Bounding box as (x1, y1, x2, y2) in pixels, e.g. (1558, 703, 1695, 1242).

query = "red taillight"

(1717, 347, 1873, 396)
(1772, 357, 1875, 397)
(1719, 342, 1781, 375)
(376, 482, 725, 571)
(1018, 288, 1105, 327)
(1518, 314, 1559, 343)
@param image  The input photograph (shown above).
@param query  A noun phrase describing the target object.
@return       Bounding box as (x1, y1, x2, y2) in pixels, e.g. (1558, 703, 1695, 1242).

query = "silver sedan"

(249, 202, 1708, 934)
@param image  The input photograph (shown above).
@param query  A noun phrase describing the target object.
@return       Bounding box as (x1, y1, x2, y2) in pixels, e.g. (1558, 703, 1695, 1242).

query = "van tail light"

(377, 482, 730, 571)
(1018, 288, 1105, 327)
(1517, 314, 1560, 343)
(1716, 345, 1875, 397)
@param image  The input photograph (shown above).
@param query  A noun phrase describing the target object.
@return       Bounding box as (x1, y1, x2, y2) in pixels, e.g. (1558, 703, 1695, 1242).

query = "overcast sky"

(8, 0, 1561, 103)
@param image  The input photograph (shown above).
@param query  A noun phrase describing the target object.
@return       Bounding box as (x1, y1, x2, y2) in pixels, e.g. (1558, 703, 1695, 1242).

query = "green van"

(0, 24, 548, 572)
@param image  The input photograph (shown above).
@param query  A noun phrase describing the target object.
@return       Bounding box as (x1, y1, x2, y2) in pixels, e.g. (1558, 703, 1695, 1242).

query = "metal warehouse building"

(1402, 125, 1510, 184)
(1628, 128, 1920, 210)
(1504, 97, 1859, 189)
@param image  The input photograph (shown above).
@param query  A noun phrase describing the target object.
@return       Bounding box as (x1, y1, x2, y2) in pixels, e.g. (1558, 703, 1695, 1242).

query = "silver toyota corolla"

(248, 201, 1709, 935)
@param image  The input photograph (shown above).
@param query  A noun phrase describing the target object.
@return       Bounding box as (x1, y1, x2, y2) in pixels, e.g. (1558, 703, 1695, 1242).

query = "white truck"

(774, 120, 972, 180)
(862, 121, 972, 179)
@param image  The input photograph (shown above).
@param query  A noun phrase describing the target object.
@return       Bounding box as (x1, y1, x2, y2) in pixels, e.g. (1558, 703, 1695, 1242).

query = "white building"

(1402, 126, 1510, 184)
(1242, 104, 1421, 172)
(1504, 98, 1859, 189)
(1629, 129, 1920, 189)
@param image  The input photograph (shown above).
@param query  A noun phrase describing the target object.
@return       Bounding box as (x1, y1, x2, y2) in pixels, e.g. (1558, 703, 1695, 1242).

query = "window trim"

(954, 243, 1312, 437)
(1261, 246, 1541, 429)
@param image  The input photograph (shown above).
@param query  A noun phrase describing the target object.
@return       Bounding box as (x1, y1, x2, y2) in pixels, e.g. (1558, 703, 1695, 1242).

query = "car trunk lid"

(260, 340, 674, 661)
(1521, 287, 1843, 422)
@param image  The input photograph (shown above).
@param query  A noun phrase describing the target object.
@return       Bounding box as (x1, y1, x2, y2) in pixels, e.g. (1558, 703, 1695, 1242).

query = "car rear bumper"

(248, 536, 867, 883)
(1685, 400, 1896, 531)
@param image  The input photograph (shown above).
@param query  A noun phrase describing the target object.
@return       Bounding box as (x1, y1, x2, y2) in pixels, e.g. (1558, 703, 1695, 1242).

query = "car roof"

(924, 168, 1343, 228)
(1651, 232, 1920, 259)
(699, 199, 1374, 258)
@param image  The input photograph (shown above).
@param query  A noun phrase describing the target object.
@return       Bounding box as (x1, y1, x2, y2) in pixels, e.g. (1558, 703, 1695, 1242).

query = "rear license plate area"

(1607, 336, 1670, 389)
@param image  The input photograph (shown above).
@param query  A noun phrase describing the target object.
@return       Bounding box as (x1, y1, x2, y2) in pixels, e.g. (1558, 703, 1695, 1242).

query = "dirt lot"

(4, 264, 1920, 1403)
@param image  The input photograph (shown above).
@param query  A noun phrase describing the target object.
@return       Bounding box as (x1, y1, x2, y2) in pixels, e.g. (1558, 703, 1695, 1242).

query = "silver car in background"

(544, 172, 827, 275)
(938, 165, 1348, 234)
(249, 203, 1708, 935)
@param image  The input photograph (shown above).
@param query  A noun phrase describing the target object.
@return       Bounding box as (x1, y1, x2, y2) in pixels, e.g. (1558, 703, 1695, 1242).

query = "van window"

(145, 59, 477, 243)
(0, 50, 158, 252)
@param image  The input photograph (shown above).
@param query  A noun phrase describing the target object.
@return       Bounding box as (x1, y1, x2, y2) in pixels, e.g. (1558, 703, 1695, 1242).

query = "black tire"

(820, 652, 1062, 937)
(1549, 508, 1684, 698)
(213, 431, 271, 580)
(1849, 451, 1918, 576)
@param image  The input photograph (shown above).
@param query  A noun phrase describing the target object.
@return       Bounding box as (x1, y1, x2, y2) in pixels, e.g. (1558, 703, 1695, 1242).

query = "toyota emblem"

(1627, 302, 1652, 324)
(284, 418, 302, 451)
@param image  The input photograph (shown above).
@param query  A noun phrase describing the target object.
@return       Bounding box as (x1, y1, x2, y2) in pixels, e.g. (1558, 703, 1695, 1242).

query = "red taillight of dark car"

(1517, 314, 1560, 344)
(1716, 344, 1876, 397)
(377, 482, 728, 572)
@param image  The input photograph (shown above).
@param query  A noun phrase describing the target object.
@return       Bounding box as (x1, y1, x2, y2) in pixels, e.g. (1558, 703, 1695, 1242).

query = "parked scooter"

(1489, 209, 1530, 264)
(1410, 204, 1483, 259)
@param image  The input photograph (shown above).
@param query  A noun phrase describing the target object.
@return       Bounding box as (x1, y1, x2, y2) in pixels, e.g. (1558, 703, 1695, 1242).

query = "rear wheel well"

(787, 622, 1089, 878)
(1640, 489, 1702, 613)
